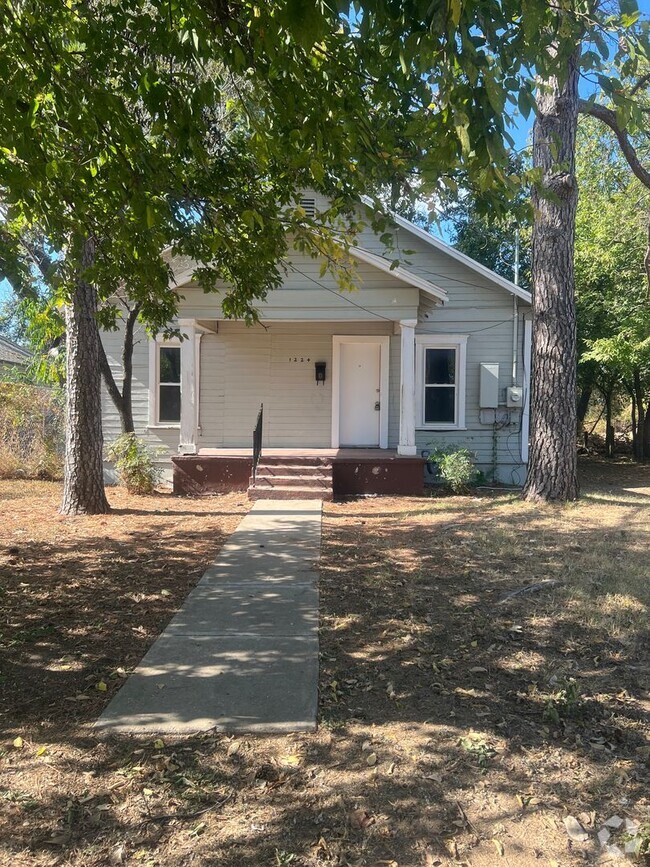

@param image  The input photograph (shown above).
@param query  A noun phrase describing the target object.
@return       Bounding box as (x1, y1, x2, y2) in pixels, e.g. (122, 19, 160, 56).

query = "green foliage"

(441, 155, 533, 290)
(428, 446, 479, 493)
(0, 383, 64, 479)
(574, 115, 650, 453)
(107, 433, 162, 495)
(458, 733, 495, 772)
(542, 678, 582, 726)
(1, 0, 645, 338)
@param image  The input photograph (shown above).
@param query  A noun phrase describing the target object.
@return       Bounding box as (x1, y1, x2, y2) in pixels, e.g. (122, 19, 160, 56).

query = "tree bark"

(60, 237, 110, 515)
(98, 303, 139, 434)
(644, 402, 650, 461)
(523, 48, 580, 502)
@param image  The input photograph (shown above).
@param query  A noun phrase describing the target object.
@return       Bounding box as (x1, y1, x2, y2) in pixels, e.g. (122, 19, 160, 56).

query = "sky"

(2, 4, 649, 310)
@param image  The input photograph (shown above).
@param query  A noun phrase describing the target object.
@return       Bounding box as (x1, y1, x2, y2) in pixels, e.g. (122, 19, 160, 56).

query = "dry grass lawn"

(0, 459, 648, 867)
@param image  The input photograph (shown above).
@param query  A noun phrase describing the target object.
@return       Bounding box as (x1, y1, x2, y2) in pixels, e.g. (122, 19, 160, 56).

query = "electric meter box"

(479, 363, 499, 408)
(507, 386, 523, 408)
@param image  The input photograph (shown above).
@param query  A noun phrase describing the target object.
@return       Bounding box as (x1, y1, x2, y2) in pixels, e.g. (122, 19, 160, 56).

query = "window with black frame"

(158, 345, 181, 423)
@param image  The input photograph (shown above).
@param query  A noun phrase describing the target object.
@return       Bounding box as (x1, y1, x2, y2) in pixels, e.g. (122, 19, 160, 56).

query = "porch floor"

(196, 448, 405, 460)
(173, 448, 425, 498)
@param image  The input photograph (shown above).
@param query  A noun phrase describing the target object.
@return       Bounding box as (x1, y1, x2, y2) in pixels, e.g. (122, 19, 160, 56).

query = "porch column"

(178, 318, 197, 454)
(398, 319, 417, 456)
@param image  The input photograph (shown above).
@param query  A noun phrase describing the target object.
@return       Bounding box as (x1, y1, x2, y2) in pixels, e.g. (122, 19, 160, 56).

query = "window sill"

(147, 424, 180, 430)
(417, 425, 467, 432)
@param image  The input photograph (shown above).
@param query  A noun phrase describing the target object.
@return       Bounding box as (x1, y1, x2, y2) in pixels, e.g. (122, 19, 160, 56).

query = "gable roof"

(361, 198, 532, 305)
(346, 245, 448, 304)
(0, 336, 31, 366)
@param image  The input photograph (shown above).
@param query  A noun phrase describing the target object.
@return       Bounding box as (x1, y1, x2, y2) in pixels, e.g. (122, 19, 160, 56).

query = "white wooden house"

(101, 195, 532, 498)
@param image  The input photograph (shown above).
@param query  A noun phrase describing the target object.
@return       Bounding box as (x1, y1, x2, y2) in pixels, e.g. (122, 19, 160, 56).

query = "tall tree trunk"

(643, 403, 650, 461)
(61, 238, 110, 515)
(523, 48, 580, 502)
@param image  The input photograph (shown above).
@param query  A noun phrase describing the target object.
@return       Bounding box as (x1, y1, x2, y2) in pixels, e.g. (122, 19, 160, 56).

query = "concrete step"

(256, 463, 332, 477)
(251, 474, 332, 488)
(248, 485, 332, 501)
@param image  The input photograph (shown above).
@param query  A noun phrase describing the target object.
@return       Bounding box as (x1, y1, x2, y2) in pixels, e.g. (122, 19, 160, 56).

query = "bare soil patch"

(1, 461, 649, 867)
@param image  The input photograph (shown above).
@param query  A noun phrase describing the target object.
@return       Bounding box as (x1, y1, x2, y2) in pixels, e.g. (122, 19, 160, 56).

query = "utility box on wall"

(479, 363, 499, 408)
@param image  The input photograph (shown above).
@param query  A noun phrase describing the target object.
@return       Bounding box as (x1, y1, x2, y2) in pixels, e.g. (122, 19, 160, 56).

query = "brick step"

(256, 463, 332, 478)
(252, 474, 332, 488)
(248, 485, 332, 501)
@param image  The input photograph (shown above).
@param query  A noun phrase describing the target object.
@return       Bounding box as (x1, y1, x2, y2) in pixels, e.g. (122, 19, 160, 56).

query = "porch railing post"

(252, 403, 263, 482)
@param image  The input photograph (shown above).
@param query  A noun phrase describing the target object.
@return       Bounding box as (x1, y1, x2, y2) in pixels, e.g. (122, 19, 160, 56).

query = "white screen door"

(339, 341, 381, 446)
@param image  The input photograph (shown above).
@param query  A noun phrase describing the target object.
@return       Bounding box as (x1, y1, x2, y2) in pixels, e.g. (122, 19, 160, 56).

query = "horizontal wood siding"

(176, 251, 420, 322)
(415, 295, 528, 485)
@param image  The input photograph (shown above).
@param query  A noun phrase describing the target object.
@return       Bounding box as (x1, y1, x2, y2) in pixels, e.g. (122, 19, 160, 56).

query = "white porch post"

(398, 319, 417, 456)
(178, 318, 197, 454)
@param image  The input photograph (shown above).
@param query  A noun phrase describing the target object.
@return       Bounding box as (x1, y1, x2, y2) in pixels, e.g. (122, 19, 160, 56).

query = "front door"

(339, 341, 381, 446)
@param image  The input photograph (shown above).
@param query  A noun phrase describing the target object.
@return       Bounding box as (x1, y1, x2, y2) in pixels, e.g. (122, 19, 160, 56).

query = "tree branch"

(578, 98, 650, 190)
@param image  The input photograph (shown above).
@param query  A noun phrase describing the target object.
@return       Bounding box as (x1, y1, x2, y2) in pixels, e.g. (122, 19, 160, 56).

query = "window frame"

(148, 337, 182, 429)
(415, 334, 468, 430)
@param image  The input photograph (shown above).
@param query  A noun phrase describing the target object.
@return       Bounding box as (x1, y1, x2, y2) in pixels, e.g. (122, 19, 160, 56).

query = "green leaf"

(310, 159, 324, 184)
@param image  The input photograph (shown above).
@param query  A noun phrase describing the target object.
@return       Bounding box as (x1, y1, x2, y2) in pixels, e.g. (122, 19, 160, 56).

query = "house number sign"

(288, 357, 311, 362)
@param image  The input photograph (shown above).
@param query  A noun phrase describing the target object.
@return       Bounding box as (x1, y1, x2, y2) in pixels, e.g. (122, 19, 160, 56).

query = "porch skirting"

(172, 449, 425, 498)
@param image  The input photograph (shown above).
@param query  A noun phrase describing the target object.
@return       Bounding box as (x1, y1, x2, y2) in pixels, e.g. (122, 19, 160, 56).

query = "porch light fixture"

(315, 361, 326, 385)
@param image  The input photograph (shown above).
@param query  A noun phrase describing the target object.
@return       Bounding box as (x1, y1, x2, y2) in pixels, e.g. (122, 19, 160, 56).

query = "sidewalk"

(95, 500, 321, 735)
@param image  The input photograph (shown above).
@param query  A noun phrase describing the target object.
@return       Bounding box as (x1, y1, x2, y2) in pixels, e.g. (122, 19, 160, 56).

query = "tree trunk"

(630, 368, 645, 462)
(644, 402, 650, 460)
(61, 238, 110, 515)
(604, 392, 615, 458)
(577, 385, 592, 430)
(523, 48, 580, 502)
(98, 304, 139, 435)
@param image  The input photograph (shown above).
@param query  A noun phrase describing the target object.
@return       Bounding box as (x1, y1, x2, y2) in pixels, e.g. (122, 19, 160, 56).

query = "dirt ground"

(1, 460, 648, 867)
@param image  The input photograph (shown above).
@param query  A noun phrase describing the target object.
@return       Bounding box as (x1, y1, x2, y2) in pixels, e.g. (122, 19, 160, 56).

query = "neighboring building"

(0, 336, 31, 377)
(101, 194, 532, 498)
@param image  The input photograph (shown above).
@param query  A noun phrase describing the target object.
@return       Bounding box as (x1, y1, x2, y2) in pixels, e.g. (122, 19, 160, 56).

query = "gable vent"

(299, 197, 316, 218)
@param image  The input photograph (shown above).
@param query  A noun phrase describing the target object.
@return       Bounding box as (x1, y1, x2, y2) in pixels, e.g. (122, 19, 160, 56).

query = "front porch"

(172, 448, 425, 499)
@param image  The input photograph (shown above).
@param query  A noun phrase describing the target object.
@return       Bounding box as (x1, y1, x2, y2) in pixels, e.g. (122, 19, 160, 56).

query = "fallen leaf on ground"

(563, 815, 588, 842)
(366, 752, 378, 766)
(12, 736, 23, 749)
(350, 809, 375, 830)
(493, 839, 505, 857)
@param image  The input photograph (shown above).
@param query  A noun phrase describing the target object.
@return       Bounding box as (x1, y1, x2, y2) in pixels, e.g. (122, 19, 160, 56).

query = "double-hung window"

(157, 343, 181, 424)
(415, 335, 467, 429)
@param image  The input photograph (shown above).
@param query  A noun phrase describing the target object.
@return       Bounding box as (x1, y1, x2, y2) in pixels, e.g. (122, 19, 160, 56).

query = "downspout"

(521, 316, 533, 464)
(512, 229, 520, 386)
(512, 295, 518, 385)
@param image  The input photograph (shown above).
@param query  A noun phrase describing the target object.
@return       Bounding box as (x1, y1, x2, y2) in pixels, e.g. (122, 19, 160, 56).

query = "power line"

(289, 262, 516, 335)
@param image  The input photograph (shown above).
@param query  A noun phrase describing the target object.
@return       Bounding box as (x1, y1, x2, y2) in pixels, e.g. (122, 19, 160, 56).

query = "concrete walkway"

(96, 500, 321, 735)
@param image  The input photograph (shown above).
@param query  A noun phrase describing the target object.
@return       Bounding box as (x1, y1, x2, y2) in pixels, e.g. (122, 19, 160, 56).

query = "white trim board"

(147, 334, 201, 431)
(346, 245, 448, 303)
(415, 334, 468, 431)
(331, 335, 390, 449)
